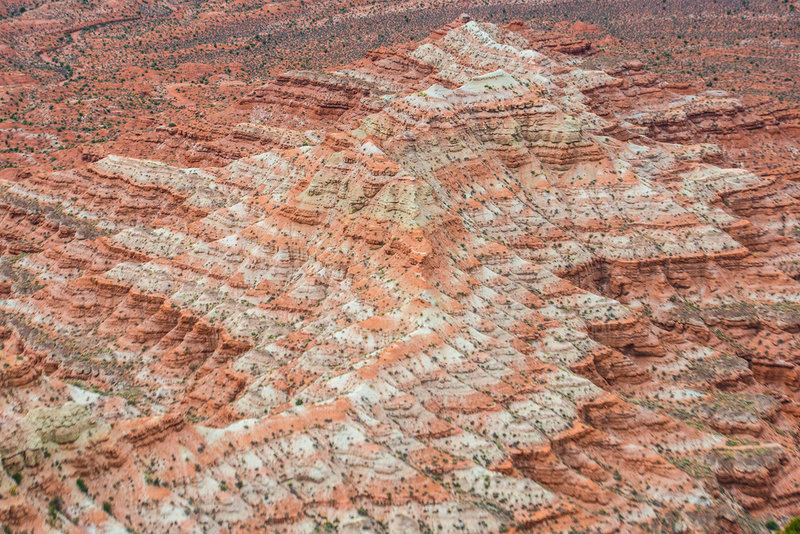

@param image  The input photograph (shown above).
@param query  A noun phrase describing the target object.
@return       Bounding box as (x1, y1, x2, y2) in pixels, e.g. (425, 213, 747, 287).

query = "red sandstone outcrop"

(2, 14, 800, 534)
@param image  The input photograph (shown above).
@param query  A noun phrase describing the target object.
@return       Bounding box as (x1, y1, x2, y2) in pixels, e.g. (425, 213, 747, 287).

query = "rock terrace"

(2, 17, 800, 534)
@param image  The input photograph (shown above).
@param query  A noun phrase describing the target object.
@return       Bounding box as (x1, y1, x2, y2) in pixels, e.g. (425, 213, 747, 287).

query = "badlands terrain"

(2, 1, 800, 533)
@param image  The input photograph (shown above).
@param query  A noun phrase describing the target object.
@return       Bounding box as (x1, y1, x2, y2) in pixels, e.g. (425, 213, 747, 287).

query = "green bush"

(783, 518, 800, 534)
(48, 497, 62, 520)
(76, 478, 88, 493)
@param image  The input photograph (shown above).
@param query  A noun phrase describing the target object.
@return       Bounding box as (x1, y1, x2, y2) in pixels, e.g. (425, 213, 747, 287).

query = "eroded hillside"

(2, 14, 800, 534)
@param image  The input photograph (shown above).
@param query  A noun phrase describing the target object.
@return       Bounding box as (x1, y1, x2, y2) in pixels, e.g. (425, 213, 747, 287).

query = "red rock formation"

(2, 13, 800, 534)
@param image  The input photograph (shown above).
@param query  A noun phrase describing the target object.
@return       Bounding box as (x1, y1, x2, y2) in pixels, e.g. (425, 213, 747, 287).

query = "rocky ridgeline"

(2, 18, 800, 533)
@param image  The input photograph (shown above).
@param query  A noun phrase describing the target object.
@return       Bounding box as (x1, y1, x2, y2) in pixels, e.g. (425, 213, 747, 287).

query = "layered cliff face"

(2, 17, 800, 534)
